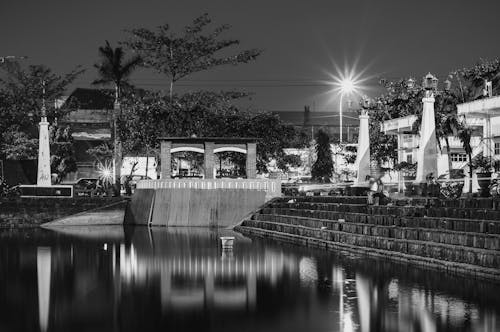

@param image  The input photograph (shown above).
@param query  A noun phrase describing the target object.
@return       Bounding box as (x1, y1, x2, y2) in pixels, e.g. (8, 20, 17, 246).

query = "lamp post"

(414, 73, 439, 191)
(338, 79, 355, 143)
(354, 96, 372, 185)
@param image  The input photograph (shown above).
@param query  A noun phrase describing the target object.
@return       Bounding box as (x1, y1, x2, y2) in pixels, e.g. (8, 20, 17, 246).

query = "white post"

(397, 133, 404, 193)
(414, 92, 439, 184)
(355, 113, 371, 184)
(484, 116, 492, 159)
(37, 105, 51, 186)
(339, 94, 343, 143)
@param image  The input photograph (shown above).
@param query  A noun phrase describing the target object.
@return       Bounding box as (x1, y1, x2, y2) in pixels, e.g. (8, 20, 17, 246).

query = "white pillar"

(414, 93, 439, 183)
(37, 115, 51, 186)
(355, 113, 371, 183)
(484, 117, 492, 158)
(37, 247, 51, 332)
(397, 133, 404, 193)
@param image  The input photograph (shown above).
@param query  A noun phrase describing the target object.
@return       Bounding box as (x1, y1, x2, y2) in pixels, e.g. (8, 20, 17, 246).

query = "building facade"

(382, 95, 500, 192)
(58, 88, 114, 180)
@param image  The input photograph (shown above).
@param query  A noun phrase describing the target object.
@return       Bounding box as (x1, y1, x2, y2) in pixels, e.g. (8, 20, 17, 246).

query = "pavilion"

(129, 137, 280, 227)
(159, 137, 257, 179)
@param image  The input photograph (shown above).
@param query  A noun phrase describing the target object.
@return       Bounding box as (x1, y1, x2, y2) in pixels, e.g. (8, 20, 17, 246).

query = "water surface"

(0, 226, 498, 332)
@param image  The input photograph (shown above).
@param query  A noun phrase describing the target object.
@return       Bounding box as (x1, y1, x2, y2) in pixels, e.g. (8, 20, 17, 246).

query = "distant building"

(274, 106, 360, 143)
(58, 88, 114, 180)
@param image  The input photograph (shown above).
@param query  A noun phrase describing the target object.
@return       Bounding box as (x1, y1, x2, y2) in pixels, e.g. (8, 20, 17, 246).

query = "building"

(382, 95, 500, 192)
(58, 88, 114, 180)
(275, 106, 360, 143)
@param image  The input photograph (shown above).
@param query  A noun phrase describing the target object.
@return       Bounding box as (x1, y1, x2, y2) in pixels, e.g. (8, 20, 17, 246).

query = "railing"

(457, 95, 500, 114)
(137, 178, 282, 199)
(444, 136, 482, 149)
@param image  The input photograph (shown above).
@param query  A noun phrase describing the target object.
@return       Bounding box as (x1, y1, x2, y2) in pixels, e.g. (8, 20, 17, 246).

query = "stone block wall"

(236, 195, 500, 280)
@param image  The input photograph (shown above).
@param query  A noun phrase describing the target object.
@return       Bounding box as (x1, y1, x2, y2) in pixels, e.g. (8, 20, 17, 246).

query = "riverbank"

(0, 197, 128, 228)
(235, 195, 500, 281)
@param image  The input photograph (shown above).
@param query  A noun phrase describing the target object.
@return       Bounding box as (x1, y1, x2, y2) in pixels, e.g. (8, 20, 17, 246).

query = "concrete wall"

(127, 188, 266, 227)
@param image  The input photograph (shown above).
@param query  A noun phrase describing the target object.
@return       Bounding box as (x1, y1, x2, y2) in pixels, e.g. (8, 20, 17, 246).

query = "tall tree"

(124, 13, 261, 99)
(93, 41, 141, 195)
(93, 41, 141, 100)
(458, 125, 474, 193)
(311, 130, 334, 182)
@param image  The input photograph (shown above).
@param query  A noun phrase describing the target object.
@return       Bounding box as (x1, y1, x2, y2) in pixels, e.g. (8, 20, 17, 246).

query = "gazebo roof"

(159, 137, 258, 144)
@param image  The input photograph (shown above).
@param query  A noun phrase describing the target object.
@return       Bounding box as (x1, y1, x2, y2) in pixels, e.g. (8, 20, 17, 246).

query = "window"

(451, 153, 467, 162)
(495, 142, 500, 155)
(406, 155, 413, 164)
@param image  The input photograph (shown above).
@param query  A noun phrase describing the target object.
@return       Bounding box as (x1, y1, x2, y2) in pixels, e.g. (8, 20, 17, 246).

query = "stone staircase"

(235, 196, 500, 280)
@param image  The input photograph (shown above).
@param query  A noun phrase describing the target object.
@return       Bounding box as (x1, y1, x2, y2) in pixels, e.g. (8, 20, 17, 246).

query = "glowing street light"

(337, 77, 359, 143)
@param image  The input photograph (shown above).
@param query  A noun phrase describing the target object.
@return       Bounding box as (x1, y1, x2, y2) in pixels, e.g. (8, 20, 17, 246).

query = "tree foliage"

(123, 13, 261, 98)
(50, 125, 77, 180)
(311, 130, 333, 182)
(1, 129, 38, 160)
(0, 62, 83, 126)
(0, 62, 83, 163)
(458, 58, 500, 100)
(119, 90, 305, 173)
(93, 40, 141, 99)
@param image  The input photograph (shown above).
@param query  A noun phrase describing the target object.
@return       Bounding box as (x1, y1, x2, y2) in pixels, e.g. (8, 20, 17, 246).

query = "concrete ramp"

(42, 200, 127, 227)
(40, 225, 125, 241)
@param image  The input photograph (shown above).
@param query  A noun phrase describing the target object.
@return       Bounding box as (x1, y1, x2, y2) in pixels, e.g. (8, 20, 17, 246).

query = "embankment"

(0, 197, 126, 227)
(235, 196, 500, 281)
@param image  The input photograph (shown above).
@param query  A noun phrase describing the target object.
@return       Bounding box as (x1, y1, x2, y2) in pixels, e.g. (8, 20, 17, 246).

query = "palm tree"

(435, 90, 462, 173)
(457, 125, 474, 193)
(93, 41, 141, 195)
(93, 40, 141, 101)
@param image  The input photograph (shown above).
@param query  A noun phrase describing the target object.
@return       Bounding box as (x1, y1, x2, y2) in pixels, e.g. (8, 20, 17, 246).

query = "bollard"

(220, 236, 235, 250)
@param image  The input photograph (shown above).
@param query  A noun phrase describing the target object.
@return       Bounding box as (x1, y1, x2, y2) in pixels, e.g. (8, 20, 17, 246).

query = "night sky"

(2, 0, 500, 113)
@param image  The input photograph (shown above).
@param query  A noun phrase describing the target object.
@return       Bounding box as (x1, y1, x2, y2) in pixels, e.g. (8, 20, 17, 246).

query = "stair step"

(253, 213, 500, 250)
(274, 201, 500, 221)
(283, 195, 500, 210)
(235, 225, 500, 280)
(241, 219, 500, 269)
(261, 208, 500, 235)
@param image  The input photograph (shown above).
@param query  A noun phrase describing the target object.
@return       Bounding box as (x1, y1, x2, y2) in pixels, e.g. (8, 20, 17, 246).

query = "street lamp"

(407, 77, 416, 89)
(338, 78, 357, 143)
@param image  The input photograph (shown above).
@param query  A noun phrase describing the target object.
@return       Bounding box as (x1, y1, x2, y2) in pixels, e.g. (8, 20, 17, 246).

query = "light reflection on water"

(0, 226, 498, 332)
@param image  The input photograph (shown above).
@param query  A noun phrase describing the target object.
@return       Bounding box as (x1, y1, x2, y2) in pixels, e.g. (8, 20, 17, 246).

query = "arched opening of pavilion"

(171, 150, 205, 178)
(214, 147, 248, 179)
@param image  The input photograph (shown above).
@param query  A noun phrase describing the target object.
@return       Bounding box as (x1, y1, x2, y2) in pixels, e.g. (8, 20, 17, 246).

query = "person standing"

(367, 177, 378, 205)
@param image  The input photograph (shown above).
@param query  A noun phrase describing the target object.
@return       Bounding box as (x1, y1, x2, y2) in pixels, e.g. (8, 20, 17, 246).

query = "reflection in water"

(37, 247, 51, 332)
(0, 227, 498, 332)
